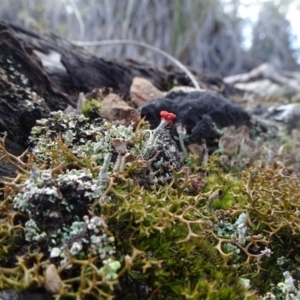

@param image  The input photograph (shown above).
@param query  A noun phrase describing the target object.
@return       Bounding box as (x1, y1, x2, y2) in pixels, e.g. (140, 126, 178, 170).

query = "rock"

(44, 264, 63, 294)
(266, 103, 300, 133)
(140, 91, 250, 146)
(0, 290, 52, 300)
(232, 79, 283, 97)
(224, 63, 300, 96)
(130, 77, 164, 107)
(267, 103, 300, 123)
(99, 93, 141, 126)
(129, 76, 205, 108)
(167, 86, 204, 94)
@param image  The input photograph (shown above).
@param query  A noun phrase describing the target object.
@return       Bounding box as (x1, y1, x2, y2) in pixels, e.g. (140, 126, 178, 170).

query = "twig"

(66, 0, 85, 39)
(72, 39, 200, 90)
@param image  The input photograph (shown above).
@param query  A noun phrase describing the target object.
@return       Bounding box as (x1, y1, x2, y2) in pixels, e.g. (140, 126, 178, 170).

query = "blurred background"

(0, 0, 299, 76)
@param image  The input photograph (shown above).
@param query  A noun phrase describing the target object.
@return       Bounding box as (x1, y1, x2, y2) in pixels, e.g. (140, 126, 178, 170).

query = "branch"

(72, 39, 201, 90)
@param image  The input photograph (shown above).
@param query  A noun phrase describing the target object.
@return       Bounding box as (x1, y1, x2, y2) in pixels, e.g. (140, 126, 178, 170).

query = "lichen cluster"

(1, 110, 300, 299)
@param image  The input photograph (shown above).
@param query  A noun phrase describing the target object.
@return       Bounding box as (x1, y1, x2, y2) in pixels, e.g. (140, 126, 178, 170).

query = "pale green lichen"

(49, 216, 116, 267)
(99, 258, 121, 280)
(262, 271, 300, 299)
(24, 219, 47, 242)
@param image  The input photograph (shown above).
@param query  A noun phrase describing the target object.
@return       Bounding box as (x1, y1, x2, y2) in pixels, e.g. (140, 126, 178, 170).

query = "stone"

(130, 77, 164, 107)
(140, 90, 250, 146)
(44, 264, 63, 294)
(99, 93, 140, 126)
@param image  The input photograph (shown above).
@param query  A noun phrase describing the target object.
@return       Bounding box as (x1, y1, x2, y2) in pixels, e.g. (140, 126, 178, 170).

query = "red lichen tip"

(160, 111, 176, 121)
(160, 111, 176, 127)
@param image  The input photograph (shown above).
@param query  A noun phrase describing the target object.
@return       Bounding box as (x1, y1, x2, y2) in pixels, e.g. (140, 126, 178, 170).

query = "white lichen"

(24, 219, 47, 242)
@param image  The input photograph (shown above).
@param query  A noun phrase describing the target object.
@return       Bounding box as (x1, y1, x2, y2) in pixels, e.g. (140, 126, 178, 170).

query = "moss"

(82, 98, 101, 119)
(2, 111, 300, 298)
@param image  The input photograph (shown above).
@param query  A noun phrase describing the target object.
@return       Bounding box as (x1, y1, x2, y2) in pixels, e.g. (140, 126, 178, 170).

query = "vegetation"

(1, 107, 300, 299)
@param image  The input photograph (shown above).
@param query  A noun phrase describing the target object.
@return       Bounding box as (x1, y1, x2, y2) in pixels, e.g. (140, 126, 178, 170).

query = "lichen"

(1, 109, 300, 299)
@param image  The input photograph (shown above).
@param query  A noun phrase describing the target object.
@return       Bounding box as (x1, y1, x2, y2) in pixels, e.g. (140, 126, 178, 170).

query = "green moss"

(82, 98, 101, 119)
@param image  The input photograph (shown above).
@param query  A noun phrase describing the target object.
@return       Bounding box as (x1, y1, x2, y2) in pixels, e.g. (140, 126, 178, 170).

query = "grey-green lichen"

(1, 110, 300, 299)
(29, 110, 181, 186)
